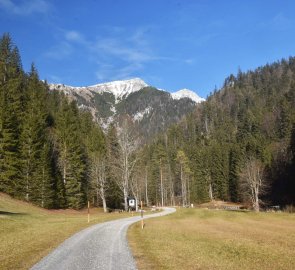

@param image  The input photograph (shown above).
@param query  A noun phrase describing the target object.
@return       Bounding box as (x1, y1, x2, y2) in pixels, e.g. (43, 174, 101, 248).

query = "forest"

(141, 62, 295, 211)
(0, 34, 294, 211)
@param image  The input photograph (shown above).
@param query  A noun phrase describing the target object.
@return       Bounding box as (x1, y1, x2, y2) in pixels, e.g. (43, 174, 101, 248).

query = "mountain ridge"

(49, 78, 205, 104)
(49, 78, 204, 140)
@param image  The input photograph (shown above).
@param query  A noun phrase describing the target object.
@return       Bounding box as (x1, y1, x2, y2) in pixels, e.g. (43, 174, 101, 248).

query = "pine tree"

(278, 98, 292, 139)
(35, 141, 55, 208)
(210, 144, 229, 201)
(287, 124, 295, 204)
(188, 146, 209, 203)
(54, 99, 87, 209)
(105, 124, 123, 209)
(176, 149, 192, 207)
(228, 146, 240, 202)
(0, 33, 24, 196)
(19, 65, 48, 201)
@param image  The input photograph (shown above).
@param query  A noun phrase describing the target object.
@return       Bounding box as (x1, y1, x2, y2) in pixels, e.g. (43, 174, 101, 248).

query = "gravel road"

(31, 207, 176, 270)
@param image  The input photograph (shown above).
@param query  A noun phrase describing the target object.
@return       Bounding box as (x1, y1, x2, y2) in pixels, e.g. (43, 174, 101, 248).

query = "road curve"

(31, 207, 176, 270)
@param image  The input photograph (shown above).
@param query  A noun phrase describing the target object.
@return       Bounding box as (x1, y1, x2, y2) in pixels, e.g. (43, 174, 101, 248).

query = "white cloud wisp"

(0, 0, 49, 15)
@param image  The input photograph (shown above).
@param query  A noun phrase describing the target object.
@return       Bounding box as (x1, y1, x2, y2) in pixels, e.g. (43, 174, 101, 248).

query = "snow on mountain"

(49, 79, 206, 104)
(171, 89, 205, 103)
(87, 78, 148, 101)
(49, 78, 205, 140)
(133, 106, 152, 121)
(49, 78, 148, 103)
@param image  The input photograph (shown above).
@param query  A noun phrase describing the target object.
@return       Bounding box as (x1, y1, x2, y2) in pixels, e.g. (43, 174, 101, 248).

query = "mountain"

(49, 78, 205, 140)
(171, 89, 205, 103)
(50, 78, 148, 103)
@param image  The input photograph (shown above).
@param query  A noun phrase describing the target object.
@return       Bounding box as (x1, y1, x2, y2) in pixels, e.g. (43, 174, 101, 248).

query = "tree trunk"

(160, 160, 164, 207)
(124, 187, 128, 211)
(96, 188, 99, 207)
(41, 167, 45, 208)
(135, 196, 139, 212)
(98, 159, 108, 212)
(187, 176, 190, 206)
(253, 188, 260, 212)
(180, 165, 186, 207)
(63, 166, 66, 184)
(26, 171, 29, 201)
(209, 182, 213, 201)
(145, 167, 149, 206)
(168, 164, 175, 206)
(62, 145, 67, 184)
(102, 195, 107, 213)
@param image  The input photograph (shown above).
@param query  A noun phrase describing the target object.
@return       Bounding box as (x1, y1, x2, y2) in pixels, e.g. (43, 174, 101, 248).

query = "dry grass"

(0, 193, 133, 270)
(128, 208, 295, 270)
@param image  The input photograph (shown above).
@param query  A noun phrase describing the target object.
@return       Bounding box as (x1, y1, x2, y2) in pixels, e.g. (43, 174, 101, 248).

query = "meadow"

(0, 193, 132, 270)
(129, 207, 295, 270)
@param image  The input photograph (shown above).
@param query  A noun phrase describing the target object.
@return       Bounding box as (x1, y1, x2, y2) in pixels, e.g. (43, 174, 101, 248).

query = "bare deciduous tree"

(239, 157, 267, 212)
(112, 117, 138, 211)
(90, 156, 108, 212)
(130, 169, 144, 212)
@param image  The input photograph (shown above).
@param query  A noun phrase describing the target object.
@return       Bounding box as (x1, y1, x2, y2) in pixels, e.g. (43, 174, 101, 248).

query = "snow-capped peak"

(49, 79, 205, 104)
(49, 78, 148, 103)
(171, 88, 205, 103)
(88, 78, 148, 101)
(88, 78, 146, 88)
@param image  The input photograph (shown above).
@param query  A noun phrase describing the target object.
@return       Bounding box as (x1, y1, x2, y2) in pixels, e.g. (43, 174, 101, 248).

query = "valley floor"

(128, 208, 295, 270)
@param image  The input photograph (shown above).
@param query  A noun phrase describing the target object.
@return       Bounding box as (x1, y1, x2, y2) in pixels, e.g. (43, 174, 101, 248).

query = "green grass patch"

(0, 193, 133, 270)
(128, 208, 295, 270)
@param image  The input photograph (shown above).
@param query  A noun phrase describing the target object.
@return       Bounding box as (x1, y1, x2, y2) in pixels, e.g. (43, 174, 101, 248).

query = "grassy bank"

(0, 193, 131, 270)
(128, 208, 295, 270)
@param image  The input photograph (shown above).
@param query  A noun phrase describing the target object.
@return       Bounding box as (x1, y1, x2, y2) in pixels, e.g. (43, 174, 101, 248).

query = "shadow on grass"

(0, 211, 27, 216)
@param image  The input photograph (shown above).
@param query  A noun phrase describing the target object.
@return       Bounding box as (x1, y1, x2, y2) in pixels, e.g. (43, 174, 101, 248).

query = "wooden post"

(87, 201, 90, 223)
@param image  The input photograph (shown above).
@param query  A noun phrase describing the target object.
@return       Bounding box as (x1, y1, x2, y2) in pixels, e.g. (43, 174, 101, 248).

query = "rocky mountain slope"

(49, 78, 205, 140)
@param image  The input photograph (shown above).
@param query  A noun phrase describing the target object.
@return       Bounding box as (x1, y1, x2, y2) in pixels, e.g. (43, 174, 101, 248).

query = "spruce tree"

(19, 65, 55, 206)
(176, 149, 191, 207)
(210, 144, 229, 201)
(54, 99, 87, 209)
(0, 33, 24, 196)
(105, 124, 123, 208)
(228, 146, 240, 202)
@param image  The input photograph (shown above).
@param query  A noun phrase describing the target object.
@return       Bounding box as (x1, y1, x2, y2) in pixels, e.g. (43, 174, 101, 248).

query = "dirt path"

(31, 207, 176, 270)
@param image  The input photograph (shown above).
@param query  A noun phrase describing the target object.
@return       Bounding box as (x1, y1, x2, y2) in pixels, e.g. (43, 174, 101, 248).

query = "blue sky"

(1, 0, 295, 97)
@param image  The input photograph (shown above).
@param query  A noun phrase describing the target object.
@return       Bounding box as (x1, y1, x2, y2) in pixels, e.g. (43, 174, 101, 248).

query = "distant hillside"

(139, 57, 295, 207)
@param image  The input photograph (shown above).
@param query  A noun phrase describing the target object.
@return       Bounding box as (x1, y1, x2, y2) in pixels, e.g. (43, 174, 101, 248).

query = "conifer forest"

(0, 34, 294, 211)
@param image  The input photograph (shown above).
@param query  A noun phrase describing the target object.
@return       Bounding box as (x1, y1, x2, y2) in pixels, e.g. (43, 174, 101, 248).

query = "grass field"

(0, 193, 132, 270)
(128, 208, 295, 270)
